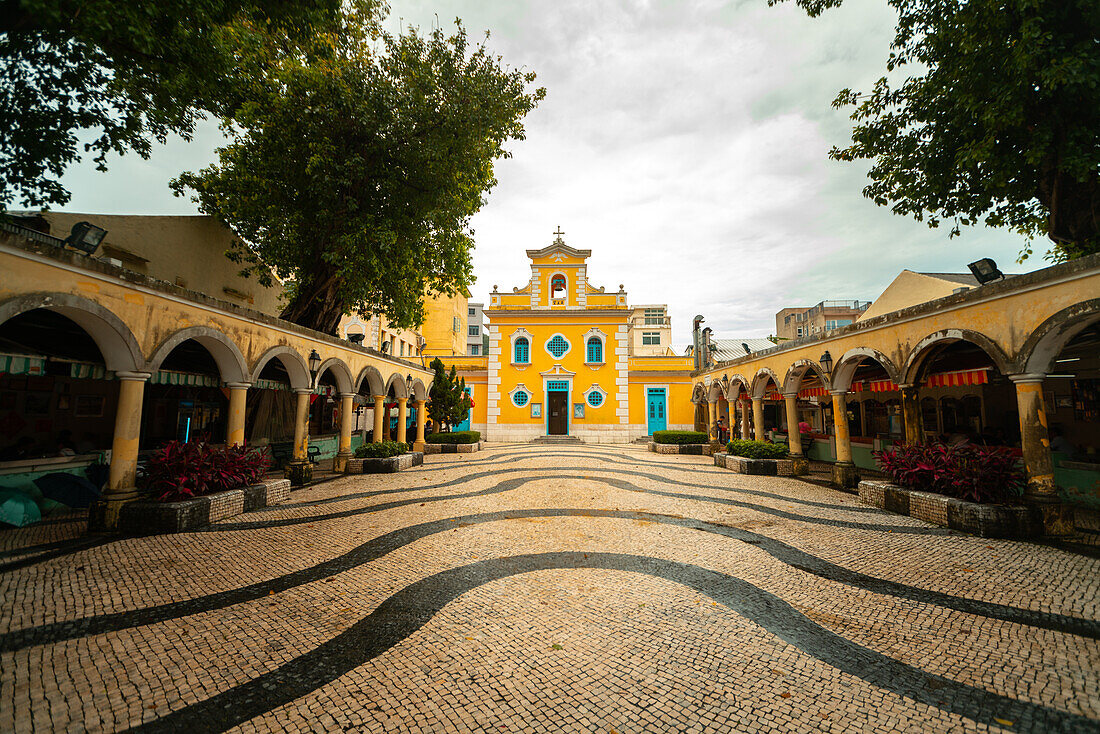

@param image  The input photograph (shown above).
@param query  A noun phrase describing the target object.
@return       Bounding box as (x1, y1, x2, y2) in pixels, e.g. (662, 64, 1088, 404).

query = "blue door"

(454, 387, 472, 431)
(647, 389, 667, 434)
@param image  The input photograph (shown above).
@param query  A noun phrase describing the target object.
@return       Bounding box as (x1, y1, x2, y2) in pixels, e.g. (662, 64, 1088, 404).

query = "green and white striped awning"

(254, 378, 290, 391)
(150, 370, 221, 387)
(70, 362, 110, 380)
(0, 354, 45, 376)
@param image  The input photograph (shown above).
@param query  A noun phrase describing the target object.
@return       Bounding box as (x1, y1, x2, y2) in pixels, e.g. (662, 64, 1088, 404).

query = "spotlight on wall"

(65, 221, 108, 255)
(967, 258, 1004, 285)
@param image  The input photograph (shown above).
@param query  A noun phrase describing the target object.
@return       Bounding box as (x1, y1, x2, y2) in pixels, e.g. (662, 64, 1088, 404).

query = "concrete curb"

(648, 442, 716, 456)
(858, 479, 1038, 538)
(714, 452, 807, 476)
(345, 452, 425, 474)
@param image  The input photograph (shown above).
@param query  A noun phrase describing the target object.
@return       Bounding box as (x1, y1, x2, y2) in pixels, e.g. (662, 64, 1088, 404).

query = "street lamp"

(405, 373, 413, 396)
(819, 350, 834, 376)
(308, 349, 321, 376)
(721, 374, 729, 392)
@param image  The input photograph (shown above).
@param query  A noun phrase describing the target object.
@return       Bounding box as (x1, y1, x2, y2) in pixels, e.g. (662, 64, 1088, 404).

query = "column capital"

(829, 389, 847, 396)
(292, 388, 313, 395)
(897, 383, 917, 390)
(415, 398, 427, 406)
(397, 396, 408, 404)
(337, 392, 357, 399)
(225, 381, 252, 390)
(781, 391, 798, 399)
(751, 395, 764, 402)
(372, 394, 386, 401)
(1008, 373, 1046, 385)
(115, 371, 152, 382)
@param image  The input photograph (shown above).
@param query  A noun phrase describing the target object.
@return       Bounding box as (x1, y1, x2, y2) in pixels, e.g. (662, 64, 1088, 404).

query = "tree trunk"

(279, 263, 348, 335)
(1037, 159, 1100, 258)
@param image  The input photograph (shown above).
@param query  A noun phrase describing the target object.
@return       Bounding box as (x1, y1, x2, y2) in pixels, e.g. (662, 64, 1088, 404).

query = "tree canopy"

(776, 0, 1100, 260)
(172, 20, 544, 334)
(427, 358, 471, 432)
(0, 0, 367, 210)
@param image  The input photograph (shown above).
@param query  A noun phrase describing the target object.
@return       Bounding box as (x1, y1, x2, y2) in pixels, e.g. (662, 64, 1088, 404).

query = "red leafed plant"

(143, 441, 271, 502)
(874, 442, 1024, 504)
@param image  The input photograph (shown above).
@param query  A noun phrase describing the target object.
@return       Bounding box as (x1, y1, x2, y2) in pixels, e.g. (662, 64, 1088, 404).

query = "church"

(439, 230, 696, 443)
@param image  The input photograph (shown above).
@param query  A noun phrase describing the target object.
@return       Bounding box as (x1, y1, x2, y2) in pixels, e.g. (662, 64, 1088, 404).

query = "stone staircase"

(531, 435, 584, 445)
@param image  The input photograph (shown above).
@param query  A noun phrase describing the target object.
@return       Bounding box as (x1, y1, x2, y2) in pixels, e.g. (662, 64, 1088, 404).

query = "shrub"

(354, 441, 407, 459)
(874, 442, 1024, 504)
(652, 430, 708, 445)
(726, 439, 788, 460)
(427, 430, 481, 444)
(143, 441, 270, 502)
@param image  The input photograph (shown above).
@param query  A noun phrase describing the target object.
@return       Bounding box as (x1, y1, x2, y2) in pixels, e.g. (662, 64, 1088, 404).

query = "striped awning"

(70, 362, 109, 380)
(869, 379, 898, 392)
(150, 370, 221, 387)
(254, 378, 289, 391)
(799, 386, 828, 398)
(0, 354, 45, 376)
(924, 368, 990, 388)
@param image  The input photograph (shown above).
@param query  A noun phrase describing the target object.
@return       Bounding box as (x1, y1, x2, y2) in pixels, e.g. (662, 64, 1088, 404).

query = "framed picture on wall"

(74, 395, 105, 417)
(573, 403, 585, 419)
(530, 403, 542, 418)
(25, 392, 51, 415)
(1056, 395, 1073, 409)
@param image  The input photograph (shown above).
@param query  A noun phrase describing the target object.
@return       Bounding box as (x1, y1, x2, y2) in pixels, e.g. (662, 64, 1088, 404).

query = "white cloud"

(56, 0, 1034, 345)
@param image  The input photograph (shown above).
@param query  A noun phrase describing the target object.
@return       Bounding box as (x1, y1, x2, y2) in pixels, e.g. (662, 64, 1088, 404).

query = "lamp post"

(819, 350, 833, 377)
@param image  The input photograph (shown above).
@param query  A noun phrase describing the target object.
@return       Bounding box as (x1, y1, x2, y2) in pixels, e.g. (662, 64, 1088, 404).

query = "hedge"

(652, 430, 709, 445)
(726, 439, 788, 459)
(354, 441, 408, 459)
(427, 430, 481, 444)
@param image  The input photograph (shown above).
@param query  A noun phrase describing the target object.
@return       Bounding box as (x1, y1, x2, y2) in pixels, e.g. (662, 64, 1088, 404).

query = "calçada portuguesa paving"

(1, 444, 1098, 733)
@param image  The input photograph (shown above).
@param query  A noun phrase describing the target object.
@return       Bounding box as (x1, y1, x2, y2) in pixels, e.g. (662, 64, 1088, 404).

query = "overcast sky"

(55, 0, 1037, 348)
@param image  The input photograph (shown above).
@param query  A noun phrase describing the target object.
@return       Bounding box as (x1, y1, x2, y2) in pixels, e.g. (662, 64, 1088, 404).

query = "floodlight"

(65, 221, 107, 255)
(967, 258, 1003, 285)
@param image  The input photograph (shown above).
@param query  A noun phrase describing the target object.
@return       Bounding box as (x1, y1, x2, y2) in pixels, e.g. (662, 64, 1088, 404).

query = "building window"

(825, 319, 852, 331)
(468, 325, 480, 337)
(546, 334, 570, 358)
(644, 308, 664, 325)
(468, 307, 475, 316)
(586, 337, 603, 363)
(399, 341, 405, 356)
(512, 388, 530, 407)
(587, 390, 604, 408)
(469, 344, 480, 356)
(514, 337, 530, 364)
(551, 274, 567, 298)
(796, 326, 804, 337)
(642, 332, 661, 345)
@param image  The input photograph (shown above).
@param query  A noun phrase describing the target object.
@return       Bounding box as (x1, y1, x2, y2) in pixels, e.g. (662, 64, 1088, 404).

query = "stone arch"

(706, 380, 725, 402)
(0, 292, 144, 372)
(902, 329, 1012, 384)
(385, 371, 409, 399)
(781, 358, 832, 395)
(830, 348, 901, 392)
(147, 326, 249, 383)
(1016, 298, 1100, 375)
(249, 346, 311, 390)
(313, 357, 354, 394)
(410, 378, 430, 401)
(723, 374, 750, 400)
(355, 365, 386, 396)
(750, 367, 780, 398)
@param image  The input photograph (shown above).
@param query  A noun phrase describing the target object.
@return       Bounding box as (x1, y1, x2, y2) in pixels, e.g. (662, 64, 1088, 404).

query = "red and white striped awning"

(923, 368, 990, 388)
(869, 379, 898, 392)
(798, 386, 828, 398)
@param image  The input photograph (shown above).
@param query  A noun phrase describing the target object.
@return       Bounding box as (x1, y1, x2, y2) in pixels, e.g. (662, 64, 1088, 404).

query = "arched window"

(551, 274, 566, 298)
(514, 337, 530, 364)
(586, 337, 603, 364)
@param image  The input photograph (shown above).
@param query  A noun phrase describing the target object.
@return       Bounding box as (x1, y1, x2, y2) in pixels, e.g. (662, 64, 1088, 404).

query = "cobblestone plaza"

(1, 444, 1098, 732)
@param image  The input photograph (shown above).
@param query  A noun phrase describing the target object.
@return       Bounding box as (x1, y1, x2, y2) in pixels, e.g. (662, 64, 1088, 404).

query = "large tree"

(172, 20, 543, 334)
(0, 0, 366, 210)
(777, 0, 1100, 260)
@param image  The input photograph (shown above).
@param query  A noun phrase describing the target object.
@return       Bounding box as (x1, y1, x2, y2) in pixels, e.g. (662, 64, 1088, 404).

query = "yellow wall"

(40, 213, 283, 316)
(421, 289, 469, 356)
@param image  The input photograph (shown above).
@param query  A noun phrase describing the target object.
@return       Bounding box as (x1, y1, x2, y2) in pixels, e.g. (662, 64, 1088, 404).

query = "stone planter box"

(118, 478, 291, 535)
(858, 480, 1037, 538)
(714, 452, 808, 476)
(423, 442, 482, 455)
(648, 442, 716, 456)
(344, 451, 424, 474)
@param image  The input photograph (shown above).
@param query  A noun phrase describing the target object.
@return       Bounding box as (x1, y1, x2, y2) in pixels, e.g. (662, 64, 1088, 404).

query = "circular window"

(546, 334, 569, 358)
(512, 390, 529, 407)
(587, 391, 604, 408)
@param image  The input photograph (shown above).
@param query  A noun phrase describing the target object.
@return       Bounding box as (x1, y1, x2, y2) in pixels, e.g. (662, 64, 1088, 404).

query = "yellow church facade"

(440, 233, 695, 443)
